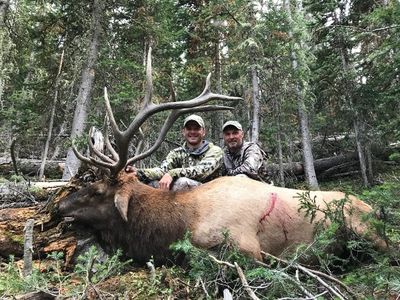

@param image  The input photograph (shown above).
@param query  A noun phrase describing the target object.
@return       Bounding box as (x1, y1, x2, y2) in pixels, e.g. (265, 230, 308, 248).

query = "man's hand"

(227, 169, 235, 176)
(125, 165, 137, 175)
(159, 173, 173, 190)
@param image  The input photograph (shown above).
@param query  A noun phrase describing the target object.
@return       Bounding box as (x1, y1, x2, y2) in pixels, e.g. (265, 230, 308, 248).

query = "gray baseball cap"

(222, 120, 243, 131)
(183, 114, 205, 128)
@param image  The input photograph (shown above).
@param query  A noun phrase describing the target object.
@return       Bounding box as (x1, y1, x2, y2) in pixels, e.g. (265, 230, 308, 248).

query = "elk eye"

(91, 189, 103, 196)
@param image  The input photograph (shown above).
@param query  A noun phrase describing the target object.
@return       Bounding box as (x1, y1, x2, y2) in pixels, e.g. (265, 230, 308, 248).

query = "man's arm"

(227, 144, 263, 178)
(137, 150, 179, 181)
(167, 145, 223, 182)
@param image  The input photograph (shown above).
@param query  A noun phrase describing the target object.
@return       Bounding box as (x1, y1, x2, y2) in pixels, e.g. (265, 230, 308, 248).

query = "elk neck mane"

(102, 173, 198, 263)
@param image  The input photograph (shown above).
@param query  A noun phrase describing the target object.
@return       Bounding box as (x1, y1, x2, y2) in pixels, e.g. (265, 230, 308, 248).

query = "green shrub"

(0, 247, 132, 298)
(389, 152, 400, 163)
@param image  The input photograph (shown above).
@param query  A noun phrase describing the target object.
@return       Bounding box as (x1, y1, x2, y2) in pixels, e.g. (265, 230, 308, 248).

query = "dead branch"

(234, 262, 260, 300)
(260, 251, 357, 299)
(23, 218, 34, 276)
(208, 254, 235, 268)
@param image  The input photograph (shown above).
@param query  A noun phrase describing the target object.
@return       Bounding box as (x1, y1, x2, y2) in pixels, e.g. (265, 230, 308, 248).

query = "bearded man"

(222, 120, 265, 181)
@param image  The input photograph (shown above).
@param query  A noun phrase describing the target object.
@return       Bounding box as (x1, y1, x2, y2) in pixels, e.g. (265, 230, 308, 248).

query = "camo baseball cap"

(183, 114, 205, 128)
(222, 120, 243, 131)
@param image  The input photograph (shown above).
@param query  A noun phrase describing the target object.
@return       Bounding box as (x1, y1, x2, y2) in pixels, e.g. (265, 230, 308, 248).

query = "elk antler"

(73, 46, 242, 177)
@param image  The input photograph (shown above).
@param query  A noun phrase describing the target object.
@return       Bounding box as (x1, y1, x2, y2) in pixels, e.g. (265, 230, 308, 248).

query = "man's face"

(223, 127, 244, 151)
(182, 121, 205, 148)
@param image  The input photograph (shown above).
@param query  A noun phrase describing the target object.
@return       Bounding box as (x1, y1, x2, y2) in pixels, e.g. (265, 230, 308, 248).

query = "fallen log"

(0, 157, 64, 178)
(30, 181, 69, 189)
(266, 151, 398, 181)
(0, 180, 69, 209)
(267, 152, 358, 177)
(0, 183, 93, 266)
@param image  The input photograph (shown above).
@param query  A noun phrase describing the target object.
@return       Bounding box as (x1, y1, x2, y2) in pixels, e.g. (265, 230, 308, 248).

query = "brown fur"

(57, 172, 386, 263)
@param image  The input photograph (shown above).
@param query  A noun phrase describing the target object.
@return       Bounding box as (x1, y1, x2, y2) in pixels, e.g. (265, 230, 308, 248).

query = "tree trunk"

(275, 95, 285, 186)
(213, 38, 225, 147)
(353, 118, 370, 187)
(50, 121, 67, 160)
(298, 97, 319, 189)
(0, 0, 9, 23)
(0, 0, 10, 110)
(62, 0, 104, 180)
(250, 66, 260, 143)
(39, 50, 64, 180)
(277, 130, 285, 186)
(366, 142, 374, 182)
(285, 0, 319, 190)
(338, 11, 371, 188)
(10, 138, 18, 176)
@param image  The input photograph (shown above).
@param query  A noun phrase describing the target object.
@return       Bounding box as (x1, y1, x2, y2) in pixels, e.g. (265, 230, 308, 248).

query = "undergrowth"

(0, 171, 399, 299)
(0, 246, 131, 298)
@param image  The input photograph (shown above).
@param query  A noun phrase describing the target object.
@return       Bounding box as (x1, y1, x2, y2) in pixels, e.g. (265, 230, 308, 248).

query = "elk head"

(56, 172, 138, 229)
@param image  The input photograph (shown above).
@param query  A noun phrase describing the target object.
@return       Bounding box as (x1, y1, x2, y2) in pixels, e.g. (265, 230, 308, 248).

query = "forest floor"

(0, 166, 399, 299)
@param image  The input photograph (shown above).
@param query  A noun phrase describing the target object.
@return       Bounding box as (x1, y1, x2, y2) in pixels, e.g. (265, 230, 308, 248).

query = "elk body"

(56, 172, 386, 263)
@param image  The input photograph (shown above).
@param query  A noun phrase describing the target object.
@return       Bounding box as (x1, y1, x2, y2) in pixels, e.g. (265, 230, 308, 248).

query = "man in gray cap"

(136, 114, 223, 191)
(222, 120, 265, 181)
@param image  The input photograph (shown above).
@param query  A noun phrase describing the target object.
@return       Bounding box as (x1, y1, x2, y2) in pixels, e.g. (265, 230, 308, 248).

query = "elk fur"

(57, 172, 386, 263)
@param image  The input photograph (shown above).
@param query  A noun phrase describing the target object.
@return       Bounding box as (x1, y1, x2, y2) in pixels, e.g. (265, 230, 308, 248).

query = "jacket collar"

(184, 140, 210, 155)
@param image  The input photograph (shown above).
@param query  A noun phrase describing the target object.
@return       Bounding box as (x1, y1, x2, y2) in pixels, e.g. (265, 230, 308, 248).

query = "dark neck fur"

(100, 181, 194, 263)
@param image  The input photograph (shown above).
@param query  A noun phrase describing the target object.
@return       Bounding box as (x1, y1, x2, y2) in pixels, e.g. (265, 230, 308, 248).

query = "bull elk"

(56, 47, 386, 264)
(57, 172, 387, 263)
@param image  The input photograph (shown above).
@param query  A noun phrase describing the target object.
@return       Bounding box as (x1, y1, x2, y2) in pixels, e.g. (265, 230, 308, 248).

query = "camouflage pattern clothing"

(223, 142, 264, 181)
(137, 140, 223, 183)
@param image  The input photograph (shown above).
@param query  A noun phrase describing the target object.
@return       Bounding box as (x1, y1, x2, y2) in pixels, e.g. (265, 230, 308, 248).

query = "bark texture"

(39, 50, 64, 180)
(284, 0, 319, 190)
(0, 158, 64, 177)
(0, 183, 89, 267)
(250, 66, 260, 143)
(63, 0, 104, 180)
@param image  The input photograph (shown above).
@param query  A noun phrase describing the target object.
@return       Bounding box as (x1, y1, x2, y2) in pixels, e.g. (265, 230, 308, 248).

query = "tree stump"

(0, 183, 82, 266)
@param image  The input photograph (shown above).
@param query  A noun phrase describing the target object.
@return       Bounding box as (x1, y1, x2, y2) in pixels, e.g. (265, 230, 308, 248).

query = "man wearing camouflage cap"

(222, 120, 265, 181)
(136, 114, 223, 191)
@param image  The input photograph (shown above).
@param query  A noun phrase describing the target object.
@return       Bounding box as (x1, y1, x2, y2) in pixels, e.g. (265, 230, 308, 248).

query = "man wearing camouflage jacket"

(222, 120, 265, 181)
(137, 114, 223, 191)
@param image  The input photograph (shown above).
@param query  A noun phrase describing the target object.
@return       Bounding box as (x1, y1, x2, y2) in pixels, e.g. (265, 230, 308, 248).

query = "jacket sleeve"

(228, 144, 263, 178)
(137, 150, 179, 181)
(167, 145, 223, 181)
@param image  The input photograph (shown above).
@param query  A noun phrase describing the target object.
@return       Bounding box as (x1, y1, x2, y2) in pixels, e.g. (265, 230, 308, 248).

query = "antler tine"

(199, 73, 212, 97)
(127, 105, 235, 165)
(104, 87, 122, 137)
(72, 142, 115, 172)
(103, 86, 133, 176)
(104, 121, 119, 161)
(124, 73, 241, 139)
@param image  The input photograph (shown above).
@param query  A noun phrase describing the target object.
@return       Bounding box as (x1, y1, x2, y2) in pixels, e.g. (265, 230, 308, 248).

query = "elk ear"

(114, 194, 130, 222)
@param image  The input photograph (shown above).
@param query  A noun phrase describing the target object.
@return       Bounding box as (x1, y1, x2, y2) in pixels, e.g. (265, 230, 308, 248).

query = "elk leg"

(235, 235, 263, 261)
